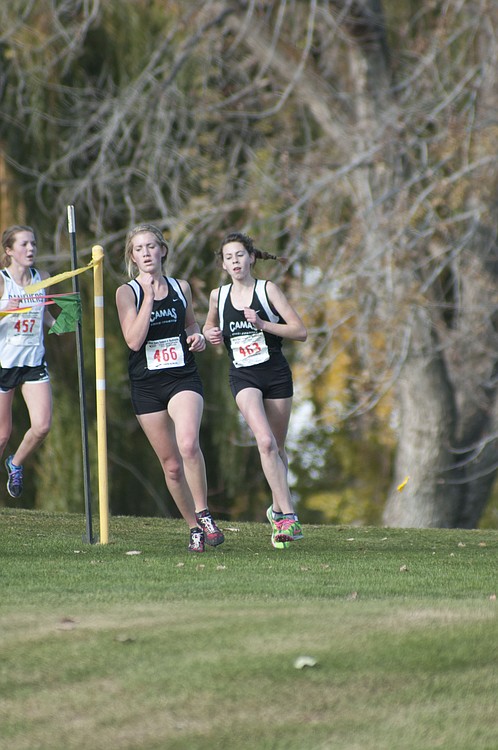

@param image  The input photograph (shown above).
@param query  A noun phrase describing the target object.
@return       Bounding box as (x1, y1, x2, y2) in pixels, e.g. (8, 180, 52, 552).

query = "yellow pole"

(92, 245, 109, 544)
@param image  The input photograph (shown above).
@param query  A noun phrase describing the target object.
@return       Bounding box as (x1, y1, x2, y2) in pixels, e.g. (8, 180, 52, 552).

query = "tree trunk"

(383, 310, 464, 527)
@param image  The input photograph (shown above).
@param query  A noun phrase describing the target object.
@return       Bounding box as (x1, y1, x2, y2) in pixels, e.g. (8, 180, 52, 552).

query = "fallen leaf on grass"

(294, 656, 317, 669)
(57, 617, 77, 630)
(115, 634, 136, 644)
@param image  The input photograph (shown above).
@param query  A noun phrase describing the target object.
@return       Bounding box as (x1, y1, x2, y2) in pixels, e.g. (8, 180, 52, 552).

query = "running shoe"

(274, 516, 304, 544)
(266, 505, 279, 526)
(288, 517, 304, 541)
(195, 511, 225, 546)
(188, 527, 205, 553)
(266, 505, 289, 549)
(5, 455, 23, 498)
(267, 506, 303, 544)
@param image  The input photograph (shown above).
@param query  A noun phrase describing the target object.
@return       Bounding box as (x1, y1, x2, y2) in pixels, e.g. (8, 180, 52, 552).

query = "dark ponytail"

(218, 232, 286, 265)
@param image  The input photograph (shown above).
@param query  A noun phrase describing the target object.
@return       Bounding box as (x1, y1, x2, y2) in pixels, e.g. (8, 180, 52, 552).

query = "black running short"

(0, 363, 50, 393)
(229, 354, 293, 399)
(130, 371, 204, 415)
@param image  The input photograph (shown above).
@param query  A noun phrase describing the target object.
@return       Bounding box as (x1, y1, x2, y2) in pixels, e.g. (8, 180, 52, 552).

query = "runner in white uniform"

(0, 225, 55, 498)
(203, 231, 307, 549)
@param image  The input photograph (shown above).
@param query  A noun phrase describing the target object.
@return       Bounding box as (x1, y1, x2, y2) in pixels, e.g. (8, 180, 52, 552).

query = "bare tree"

(212, 0, 498, 526)
(2, 0, 498, 525)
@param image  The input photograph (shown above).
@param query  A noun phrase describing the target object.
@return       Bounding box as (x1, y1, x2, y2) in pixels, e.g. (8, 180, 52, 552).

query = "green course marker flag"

(49, 294, 82, 334)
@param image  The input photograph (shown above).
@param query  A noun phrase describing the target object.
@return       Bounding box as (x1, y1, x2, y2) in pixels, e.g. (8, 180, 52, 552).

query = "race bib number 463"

(232, 331, 269, 368)
(146, 336, 185, 370)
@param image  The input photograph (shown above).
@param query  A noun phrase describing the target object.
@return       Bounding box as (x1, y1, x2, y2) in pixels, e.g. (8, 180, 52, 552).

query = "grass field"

(0, 509, 497, 750)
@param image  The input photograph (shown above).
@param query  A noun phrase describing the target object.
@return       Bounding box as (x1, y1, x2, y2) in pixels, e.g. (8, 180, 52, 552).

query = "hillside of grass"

(1, 509, 496, 750)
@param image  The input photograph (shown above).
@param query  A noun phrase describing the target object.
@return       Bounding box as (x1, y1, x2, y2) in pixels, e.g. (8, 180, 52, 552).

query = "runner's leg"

(167, 390, 208, 514)
(235, 387, 293, 514)
(0, 389, 15, 458)
(136, 409, 198, 527)
(264, 396, 292, 473)
(13, 381, 52, 465)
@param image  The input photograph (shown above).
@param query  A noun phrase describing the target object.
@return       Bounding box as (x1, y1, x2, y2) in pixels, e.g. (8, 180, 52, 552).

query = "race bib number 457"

(146, 336, 185, 370)
(8, 309, 42, 346)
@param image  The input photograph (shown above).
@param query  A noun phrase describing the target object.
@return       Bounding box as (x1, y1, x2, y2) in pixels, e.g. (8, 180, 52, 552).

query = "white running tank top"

(0, 268, 46, 368)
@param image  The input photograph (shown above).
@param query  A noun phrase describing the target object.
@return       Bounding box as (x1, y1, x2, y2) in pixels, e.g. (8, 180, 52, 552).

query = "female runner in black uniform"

(116, 224, 224, 553)
(203, 232, 307, 548)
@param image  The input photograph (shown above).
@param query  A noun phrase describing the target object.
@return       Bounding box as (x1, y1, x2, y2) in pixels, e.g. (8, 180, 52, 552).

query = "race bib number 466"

(146, 336, 185, 370)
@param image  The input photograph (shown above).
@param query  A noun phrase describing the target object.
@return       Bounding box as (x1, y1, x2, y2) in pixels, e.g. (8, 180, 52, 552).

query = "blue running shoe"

(5, 455, 23, 498)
